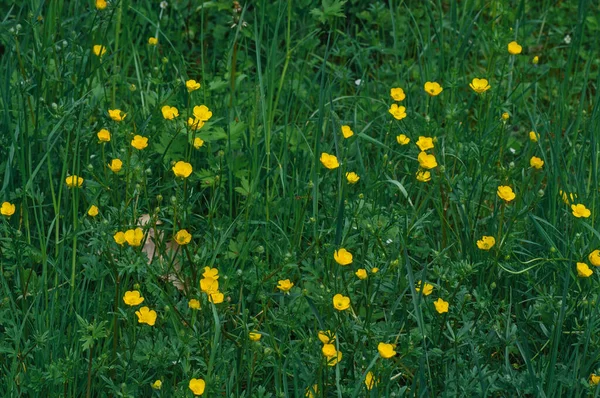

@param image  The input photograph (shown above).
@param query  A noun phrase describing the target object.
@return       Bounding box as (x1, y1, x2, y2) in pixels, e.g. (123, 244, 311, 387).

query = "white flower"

(160, 1, 168, 9)
(354, 79, 362, 86)
(564, 34, 571, 44)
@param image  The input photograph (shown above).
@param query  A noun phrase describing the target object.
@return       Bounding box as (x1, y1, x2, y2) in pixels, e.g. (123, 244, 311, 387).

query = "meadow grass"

(1, 0, 600, 396)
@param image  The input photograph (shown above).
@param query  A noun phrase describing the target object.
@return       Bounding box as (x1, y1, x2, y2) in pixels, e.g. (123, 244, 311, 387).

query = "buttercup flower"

(502, 112, 510, 121)
(322, 343, 337, 358)
(577, 262, 593, 278)
(151, 380, 162, 390)
(346, 172, 360, 184)
(355, 269, 367, 280)
(1, 202, 16, 217)
(469, 78, 491, 94)
(318, 330, 336, 344)
(124, 228, 144, 246)
(194, 137, 205, 149)
(188, 299, 201, 309)
(497, 186, 516, 202)
(334, 248, 353, 265)
(477, 236, 495, 250)
(320, 152, 339, 169)
(208, 291, 224, 304)
(508, 41, 522, 55)
(416, 170, 431, 182)
(96, 0, 107, 10)
(172, 161, 193, 178)
(390, 87, 405, 101)
(571, 204, 591, 218)
(200, 278, 219, 294)
(559, 190, 577, 205)
(389, 104, 407, 120)
(590, 373, 600, 386)
(87, 205, 99, 217)
(529, 131, 539, 142)
(148, 37, 158, 45)
(249, 332, 261, 341)
(371, 267, 379, 274)
(416, 136, 434, 151)
(175, 229, 192, 245)
(113, 231, 126, 245)
(97, 128, 110, 142)
(396, 134, 410, 145)
(530, 156, 544, 169)
(161, 105, 179, 120)
(365, 371, 378, 390)
(332, 294, 350, 311)
(193, 105, 213, 121)
(186, 79, 201, 92)
(92, 44, 106, 57)
(434, 298, 449, 314)
(377, 342, 396, 359)
(424, 81, 443, 96)
(131, 135, 148, 150)
(65, 175, 84, 188)
(108, 109, 126, 121)
(108, 159, 123, 173)
(203, 266, 219, 280)
(135, 306, 157, 326)
(418, 151, 438, 169)
(341, 125, 354, 138)
(188, 117, 205, 131)
(326, 351, 342, 366)
(189, 378, 206, 396)
(277, 279, 294, 293)
(415, 281, 433, 296)
(306, 385, 318, 398)
(589, 250, 600, 266)
(123, 290, 145, 306)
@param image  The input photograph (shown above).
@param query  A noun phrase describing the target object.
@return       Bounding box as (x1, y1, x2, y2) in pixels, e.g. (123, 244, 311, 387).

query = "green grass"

(1, 0, 600, 396)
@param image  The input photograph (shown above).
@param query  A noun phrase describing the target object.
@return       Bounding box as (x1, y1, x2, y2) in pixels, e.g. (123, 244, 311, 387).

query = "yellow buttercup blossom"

(95, 0, 107, 10)
(318, 330, 336, 344)
(203, 266, 219, 280)
(365, 371, 378, 390)
(188, 378, 206, 396)
(1, 202, 16, 217)
(305, 385, 318, 398)
(434, 298, 449, 314)
(508, 41, 522, 55)
(188, 299, 201, 309)
(249, 332, 262, 341)
(416, 170, 431, 182)
(497, 186, 516, 202)
(131, 135, 148, 150)
(97, 128, 110, 142)
(377, 342, 396, 359)
(396, 134, 410, 145)
(124, 228, 144, 246)
(172, 161, 193, 178)
(320, 152, 339, 169)
(559, 190, 577, 205)
(532, 55, 539, 64)
(502, 112, 510, 121)
(113, 231, 126, 245)
(577, 262, 593, 278)
(151, 380, 162, 390)
(589, 250, 600, 266)
(388, 103, 406, 120)
(571, 204, 591, 218)
(186, 79, 201, 92)
(390, 87, 405, 101)
(322, 343, 337, 358)
(148, 37, 158, 45)
(590, 374, 600, 386)
(175, 229, 192, 245)
(416, 281, 433, 296)
(193, 105, 213, 121)
(530, 156, 544, 169)
(529, 131, 539, 142)
(209, 291, 224, 304)
(135, 306, 157, 326)
(346, 172, 360, 184)
(341, 125, 354, 138)
(355, 269, 367, 280)
(416, 136, 434, 151)
(123, 290, 145, 306)
(371, 267, 379, 274)
(333, 248, 353, 266)
(87, 205, 99, 217)
(188, 117, 205, 131)
(193, 137, 205, 149)
(326, 351, 342, 366)
(417, 151, 438, 169)
(92, 44, 106, 57)
(65, 175, 84, 188)
(200, 278, 219, 294)
(161, 105, 179, 120)
(108, 159, 122, 173)
(476, 236, 495, 250)
(332, 294, 350, 311)
(469, 78, 491, 94)
(277, 279, 294, 293)
(424, 81, 443, 96)
(108, 109, 126, 121)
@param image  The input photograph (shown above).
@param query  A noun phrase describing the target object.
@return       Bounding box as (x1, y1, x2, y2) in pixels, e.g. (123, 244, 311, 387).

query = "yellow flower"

(172, 161, 193, 178)
(249, 332, 262, 341)
(318, 330, 336, 344)
(355, 269, 367, 280)
(588, 250, 600, 266)
(559, 190, 577, 205)
(161, 105, 179, 120)
(434, 298, 449, 314)
(332, 294, 350, 311)
(148, 37, 158, 45)
(388, 103, 407, 120)
(1, 202, 16, 217)
(124, 228, 144, 246)
(416, 136, 434, 151)
(113, 231, 126, 245)
(396, 134, 410, 145)
(188, 299, 201, 309)
(530, 156, 544, 169)
(577, 262, 593, 278)
(497, 186, 516, 202)
(277, 279, 294, 293)
(417, 151, 438, 169)
(175, 229, 192, 245)
(469, 78, 491, 94)
(416, 170, 431, 182)
(87, 205, 99, 217)
(123, 290, 145, 306)
(345, 172, 360, 184)
(208, 291, 224, 304)
(151, 380, 162, 390)
(193, 105, 213, 121)
(92, 44, 106, 57)
(135, 306, 157, 326)
(95, 0, 107, 10)
(529, 131, 539, 142)
(189, 378, 206, 396)
(377, 342, 396, 359)
(371, 267, 379, 274)
(365, 371, 378, 390)
(502, 112, 510, 121)
(320, 152, 339, 169)
(476, 236, 495, 250)
(108, 109, 126, 121)
(188, 117, 205, 131)
(326, 351, 342, 366)
(333, 248, 353, 266)
(390, 87, 405, 101)
(97, 129, 111, 142)
(65, 175, 84, 188)
(571, 204, 591, 218)
(322, 343, 337, 358)
(305, 385, 318, 398)
(186, 79, 201, 92)
(203, 266, 219, 280)
(200, 277, 219, 294)
(341, 125, 354, 138)
(424, 81, 443, 96)
(108, 159, 123, 173)
(532, 55, 539, 64)
(415, 281, 433, 296)
(193, 137, 205, 149)
(590, 373, 600, 386)
(131, 135, 148, 150)
(508, 41, 522, 55)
